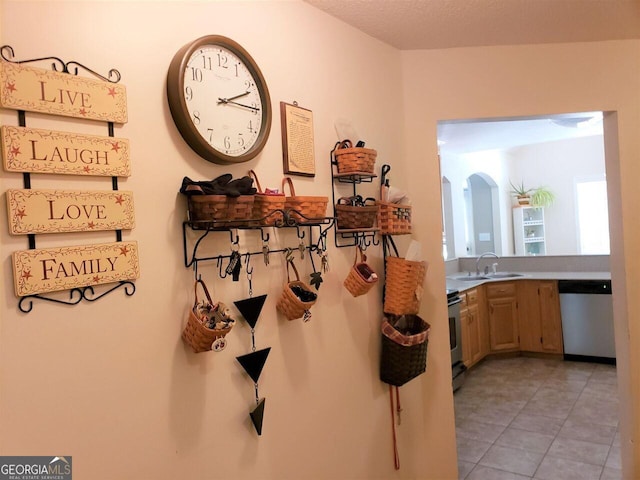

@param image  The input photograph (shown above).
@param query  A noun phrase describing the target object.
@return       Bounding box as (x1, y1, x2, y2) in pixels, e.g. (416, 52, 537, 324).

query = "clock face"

(167, 36, 272, 164)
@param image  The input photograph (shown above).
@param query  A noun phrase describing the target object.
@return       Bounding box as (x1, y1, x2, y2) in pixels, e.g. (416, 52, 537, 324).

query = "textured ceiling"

(303, 0, 640, 50)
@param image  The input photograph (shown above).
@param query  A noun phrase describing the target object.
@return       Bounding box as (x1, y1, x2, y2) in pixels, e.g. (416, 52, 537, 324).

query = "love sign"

(6, 189, 135, 234)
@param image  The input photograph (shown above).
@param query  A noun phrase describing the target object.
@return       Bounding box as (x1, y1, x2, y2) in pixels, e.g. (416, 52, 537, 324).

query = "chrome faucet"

(476, 252, 499, 275)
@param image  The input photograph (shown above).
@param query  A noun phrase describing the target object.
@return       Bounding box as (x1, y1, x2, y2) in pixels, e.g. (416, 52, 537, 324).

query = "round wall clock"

(167, 35, 272, 164)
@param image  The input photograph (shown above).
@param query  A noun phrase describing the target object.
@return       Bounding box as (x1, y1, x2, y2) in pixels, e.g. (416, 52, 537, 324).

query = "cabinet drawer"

(460, 292, 467, 308)
(466, 288, 479, 305)
(486, 282, 517, 298)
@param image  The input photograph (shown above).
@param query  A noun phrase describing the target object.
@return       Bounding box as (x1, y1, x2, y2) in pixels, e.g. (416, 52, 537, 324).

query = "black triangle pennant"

(236, 347, 271, 383)
(250, 398, 266, 436)
(234, 294, 267, 329)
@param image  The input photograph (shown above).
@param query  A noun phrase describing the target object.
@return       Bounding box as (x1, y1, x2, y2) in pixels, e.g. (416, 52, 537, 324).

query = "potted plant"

(531, 186, 555, 208)
(509, 180, 533, 205)
(510, 181, 555, 208)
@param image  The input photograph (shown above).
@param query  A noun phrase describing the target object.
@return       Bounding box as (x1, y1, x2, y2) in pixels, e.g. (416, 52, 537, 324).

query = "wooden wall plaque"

(12, 241, 139, 297)
(6, 189, 135, 234)
(0, 61, 127, 123)
(1, 126, 131, 176)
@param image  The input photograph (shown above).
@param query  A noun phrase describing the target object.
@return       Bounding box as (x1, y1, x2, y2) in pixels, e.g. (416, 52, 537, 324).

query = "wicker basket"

(335, 198, 379, 230)
(380, 314, 430, 386)
(276, 261, 317, 321)
(384, 256, 427, 315)
(188, 195, 255, 227)
(377, 201, 412, 235)
(248, 170, 285, 225)
(334, 140, 377, 174)
(344, 248, 378, 297)
(282, 177, 328, 224)
(182, 279, 234, 353)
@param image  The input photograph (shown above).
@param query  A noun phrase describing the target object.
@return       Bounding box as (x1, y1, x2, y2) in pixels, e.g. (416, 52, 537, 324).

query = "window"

(576, 179, 610, 254)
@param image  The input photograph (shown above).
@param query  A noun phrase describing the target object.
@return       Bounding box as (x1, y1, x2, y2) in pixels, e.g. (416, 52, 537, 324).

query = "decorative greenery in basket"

(509, 180, 555, 208)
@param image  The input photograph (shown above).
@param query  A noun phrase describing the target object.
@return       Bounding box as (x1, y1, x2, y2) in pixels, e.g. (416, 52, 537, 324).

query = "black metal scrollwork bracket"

(18, 282, 136, 313)
(0, 45, 121, 83)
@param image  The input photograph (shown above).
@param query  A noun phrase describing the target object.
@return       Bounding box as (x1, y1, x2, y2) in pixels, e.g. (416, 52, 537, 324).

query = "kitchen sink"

(486, 272, 524, 278)
(450, 272, 525, 282)
(451, 275, 489, 281)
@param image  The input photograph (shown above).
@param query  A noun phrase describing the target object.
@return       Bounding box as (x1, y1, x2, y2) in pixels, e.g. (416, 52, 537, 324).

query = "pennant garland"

(234, 292, 270, 436)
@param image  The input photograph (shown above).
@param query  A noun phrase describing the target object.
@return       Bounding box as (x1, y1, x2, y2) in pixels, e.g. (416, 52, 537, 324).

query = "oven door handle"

(448, 297, 462, 307)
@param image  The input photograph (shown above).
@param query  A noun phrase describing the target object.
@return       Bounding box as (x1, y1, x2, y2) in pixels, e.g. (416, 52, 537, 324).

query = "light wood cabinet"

(460, 287, 489, 368)
(486, 282, 519, 352)
(518, 280, 563, 354)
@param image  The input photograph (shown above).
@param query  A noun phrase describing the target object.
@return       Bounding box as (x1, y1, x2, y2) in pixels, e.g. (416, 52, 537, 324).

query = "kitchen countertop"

(446, 271, 611, 292)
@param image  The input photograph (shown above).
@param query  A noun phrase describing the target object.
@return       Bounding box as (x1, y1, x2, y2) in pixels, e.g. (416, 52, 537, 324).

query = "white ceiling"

(437, 112, 604, 155)
(303, 0, 640, 51)
(303, 0, 623, 153)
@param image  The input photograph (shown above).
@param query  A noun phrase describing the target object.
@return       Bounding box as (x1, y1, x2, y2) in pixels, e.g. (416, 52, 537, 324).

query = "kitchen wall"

(508, 134, 606, 255)
(441, 134, 606, 258)
(0, 2, 447, 479)
(402, 41, 640, 476)
(2, 2, 640, 479)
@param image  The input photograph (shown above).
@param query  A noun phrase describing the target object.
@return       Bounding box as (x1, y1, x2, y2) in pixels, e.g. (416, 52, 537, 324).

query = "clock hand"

(219, 100, 260, 112)
(216, 91, 250, 105)
(227, 91, 250, 101)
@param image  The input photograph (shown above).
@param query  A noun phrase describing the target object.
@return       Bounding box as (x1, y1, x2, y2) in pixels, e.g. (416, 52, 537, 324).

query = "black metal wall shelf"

(330, 143, 380, 249)
(182, 209, 335, 269)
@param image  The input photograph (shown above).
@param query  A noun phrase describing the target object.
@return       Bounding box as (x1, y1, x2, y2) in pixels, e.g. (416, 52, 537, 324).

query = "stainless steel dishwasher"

(558, 279, 615, 364)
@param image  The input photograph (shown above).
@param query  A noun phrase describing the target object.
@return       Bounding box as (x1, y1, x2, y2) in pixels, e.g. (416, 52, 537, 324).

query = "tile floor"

(455, 356, 621, 480)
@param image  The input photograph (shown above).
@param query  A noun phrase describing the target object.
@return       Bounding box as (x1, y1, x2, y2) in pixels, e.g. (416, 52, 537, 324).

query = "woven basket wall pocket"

(182, 278, 236, 353)
(382, 237, 427, 315)
(276, 259, 317, 321)
(344, 247, 378, 297)
(380, 314, 430, 386)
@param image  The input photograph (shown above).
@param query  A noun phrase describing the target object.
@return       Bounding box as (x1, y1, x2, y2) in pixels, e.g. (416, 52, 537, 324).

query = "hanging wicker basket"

(380, 314, 430, 386)
(276, 260, 317, 321)
(182, 279, 235, 353)
(335, 197, 379, 229)
(188, 195, 255, 227)
(344, 247, 378, 297)
(282, 177, 328, 224)
(249, 170, 285, 225)
(334, 140, 377, 174)
(377, 201, 411, 235)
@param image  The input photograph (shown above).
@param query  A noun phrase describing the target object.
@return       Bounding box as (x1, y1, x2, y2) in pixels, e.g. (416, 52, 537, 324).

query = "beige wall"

(0, 1, 455, 479)
(2, 1, 639, 479)
(401, 40, 640, 477)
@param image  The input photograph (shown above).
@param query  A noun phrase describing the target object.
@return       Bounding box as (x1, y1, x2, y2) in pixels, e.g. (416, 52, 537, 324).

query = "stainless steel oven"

(447, 289, 466, 391)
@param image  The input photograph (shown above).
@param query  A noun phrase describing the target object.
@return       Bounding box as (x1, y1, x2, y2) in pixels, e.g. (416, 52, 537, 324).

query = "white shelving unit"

(513, 206, 546, 256)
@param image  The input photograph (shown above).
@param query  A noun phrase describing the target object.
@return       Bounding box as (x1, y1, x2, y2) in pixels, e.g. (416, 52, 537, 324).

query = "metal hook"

(372, 233, 381, 246)
(260, 228, 270, 243)
(358, 234, 369, 251)
(244, 253, 253, 275)
(217, 256, 229, 279)
(284, 248, 295, 263)
(229, 229, 240, 250)
(295, 226, 306, 240)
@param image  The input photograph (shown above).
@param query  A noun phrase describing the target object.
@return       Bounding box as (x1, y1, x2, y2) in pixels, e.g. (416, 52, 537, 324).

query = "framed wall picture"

(280, 101, 315, 177)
